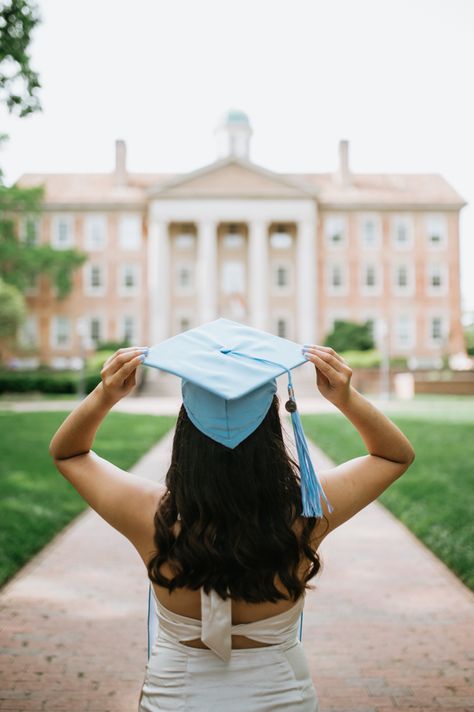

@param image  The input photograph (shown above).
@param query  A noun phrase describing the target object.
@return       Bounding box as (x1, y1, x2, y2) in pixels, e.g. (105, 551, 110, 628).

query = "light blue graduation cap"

(142, 317, 333, 519)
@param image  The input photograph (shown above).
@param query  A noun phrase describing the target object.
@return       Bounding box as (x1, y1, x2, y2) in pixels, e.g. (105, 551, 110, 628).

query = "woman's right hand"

(302, 344, 353, 408)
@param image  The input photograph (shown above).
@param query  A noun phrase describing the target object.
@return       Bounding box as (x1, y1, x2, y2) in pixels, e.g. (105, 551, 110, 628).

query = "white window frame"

(427, 312, 449, 349)
(360, 262, 383, 296)
(324, 215, 347, 250)
(272, 261, 292, 295)
(426, 214, 447, 250)
(222, 231, 245, 250)
(269, 229, 292, 250)
(118, 263, 141, 297)
(175, 232, 196, 250)
(359, 213, 382, 250)
(84, 214, 107, 251)
(50, 315, 72, 350)
(118, 213, 142, 251)
(88, 315, 106, 347)
(394, 313, 416, 351)
(84, 263, 107, 297)
(426, 262, 448, 296)
(175, 261, 194, 296)
(220, 260, 246, 295)
(119, 314, 140, 344)
(175, 310, 194, 334)
(52, 214, 75, 249)
(391, 214, 414, 251)
(19, 214, 41, 245)
(326, 261, 348, 296)
(17, 315, 38, 349)
(392, 262, 415, 296)
(272, 310, 293, 340)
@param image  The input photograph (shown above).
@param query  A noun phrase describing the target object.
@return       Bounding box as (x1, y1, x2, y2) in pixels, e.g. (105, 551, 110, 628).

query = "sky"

(1, 0, 473, 313)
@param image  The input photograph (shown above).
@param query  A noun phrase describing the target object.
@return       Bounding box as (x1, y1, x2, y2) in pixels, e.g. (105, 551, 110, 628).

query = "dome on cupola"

(214, 108, 253, 160)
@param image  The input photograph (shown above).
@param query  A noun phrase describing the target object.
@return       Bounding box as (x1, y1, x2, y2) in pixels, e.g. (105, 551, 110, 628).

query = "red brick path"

(1, 427, 473, 712)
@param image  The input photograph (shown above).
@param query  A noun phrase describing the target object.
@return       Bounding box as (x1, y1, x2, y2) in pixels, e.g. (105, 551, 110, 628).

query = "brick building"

(14, 110, 466, 370)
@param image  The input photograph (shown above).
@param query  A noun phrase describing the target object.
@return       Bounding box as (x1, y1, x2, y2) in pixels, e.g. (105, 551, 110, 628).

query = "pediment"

(148, 157, 316, 199)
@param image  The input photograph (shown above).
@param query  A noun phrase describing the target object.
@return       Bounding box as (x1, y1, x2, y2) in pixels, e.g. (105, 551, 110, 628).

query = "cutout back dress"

(138, 583, 319, 711)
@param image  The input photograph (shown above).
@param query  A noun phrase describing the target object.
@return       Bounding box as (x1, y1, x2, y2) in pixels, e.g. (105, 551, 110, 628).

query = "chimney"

(338, 139, 351, 187)
(114, 139, 127, 186)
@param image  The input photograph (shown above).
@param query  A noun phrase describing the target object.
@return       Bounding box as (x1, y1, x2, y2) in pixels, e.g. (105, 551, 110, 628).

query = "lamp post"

(76, 317, 87, 400)
(377, 317, 391, 401)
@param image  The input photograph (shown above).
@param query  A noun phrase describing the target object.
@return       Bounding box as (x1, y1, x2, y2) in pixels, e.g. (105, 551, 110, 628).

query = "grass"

(302, 412, 474, 590)
(0, 411, 176, 588)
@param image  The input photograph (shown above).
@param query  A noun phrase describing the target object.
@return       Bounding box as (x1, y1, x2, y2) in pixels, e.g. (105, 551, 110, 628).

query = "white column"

(296, 221, 317, 343)
(248, 220, 268, 330)
(197, 220, 218, 323)
(148, 219, 170, 344)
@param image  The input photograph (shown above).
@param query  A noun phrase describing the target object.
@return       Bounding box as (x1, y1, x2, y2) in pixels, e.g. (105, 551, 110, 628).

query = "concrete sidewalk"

(1, 426, 473, 711)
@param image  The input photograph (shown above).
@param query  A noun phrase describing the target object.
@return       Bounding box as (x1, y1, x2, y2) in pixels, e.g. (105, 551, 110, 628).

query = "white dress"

(138, 584, 319, 711)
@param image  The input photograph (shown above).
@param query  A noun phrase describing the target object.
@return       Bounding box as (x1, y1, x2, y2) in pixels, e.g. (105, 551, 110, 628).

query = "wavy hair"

(147, 394, 327, 603)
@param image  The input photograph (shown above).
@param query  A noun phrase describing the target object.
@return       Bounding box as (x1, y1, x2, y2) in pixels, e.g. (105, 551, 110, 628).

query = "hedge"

(0, 370, 100, 395)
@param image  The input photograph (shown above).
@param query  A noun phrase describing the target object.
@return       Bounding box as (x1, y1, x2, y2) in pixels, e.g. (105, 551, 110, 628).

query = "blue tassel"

(286, 382, 334, 518)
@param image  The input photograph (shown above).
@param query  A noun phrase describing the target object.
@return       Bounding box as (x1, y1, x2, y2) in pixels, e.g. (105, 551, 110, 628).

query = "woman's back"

(150, 519, 319, 639)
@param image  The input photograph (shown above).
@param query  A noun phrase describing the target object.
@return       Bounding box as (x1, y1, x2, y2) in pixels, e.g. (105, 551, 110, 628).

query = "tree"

(0, 1, 87, 362)
(0, 275, 25, 336)
(324, 319, 375, 352)
(0, 0, 41, 117)
(0, 181, 87, 298)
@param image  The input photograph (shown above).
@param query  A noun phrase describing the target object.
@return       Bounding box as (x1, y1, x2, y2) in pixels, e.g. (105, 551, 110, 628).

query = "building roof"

(16, 159, 466, 209)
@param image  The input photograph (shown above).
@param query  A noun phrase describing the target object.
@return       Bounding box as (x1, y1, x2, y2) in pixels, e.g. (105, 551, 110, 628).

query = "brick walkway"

(1, 421, 473, 712)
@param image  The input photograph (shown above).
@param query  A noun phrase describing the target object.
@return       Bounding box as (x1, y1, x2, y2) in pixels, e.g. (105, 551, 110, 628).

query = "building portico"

(147, 196, 319, 345)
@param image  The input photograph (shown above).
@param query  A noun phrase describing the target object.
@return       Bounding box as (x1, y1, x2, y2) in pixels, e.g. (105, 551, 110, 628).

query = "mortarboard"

(142, 317, 333, 519)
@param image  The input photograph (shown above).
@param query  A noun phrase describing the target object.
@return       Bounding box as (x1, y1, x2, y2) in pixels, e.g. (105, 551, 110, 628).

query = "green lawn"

(0, 411, 175, 588)
(302, 413, 474, 590)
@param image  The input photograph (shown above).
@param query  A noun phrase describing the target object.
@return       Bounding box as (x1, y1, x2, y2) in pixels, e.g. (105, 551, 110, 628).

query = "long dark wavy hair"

(147, 394, 328, 603)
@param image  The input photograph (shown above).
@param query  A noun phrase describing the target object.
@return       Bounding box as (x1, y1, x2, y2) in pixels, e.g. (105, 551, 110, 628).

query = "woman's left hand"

(99, 347, 148, 404)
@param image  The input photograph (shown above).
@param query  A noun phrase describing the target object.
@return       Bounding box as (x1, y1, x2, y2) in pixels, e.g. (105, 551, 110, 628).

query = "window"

(325, 216, 346, 248)
(17, 315, 38, 349)
(120, 315, 138, 344)
(51, 316, 71, 349)
(276, 265, 289, 288)
(223, 224, 245, 249)
(120, 264, 140, 295)
(270, 225, 292, 249)
(361, 263, 382, 294)
(392, 215, 413, 250)
(221, 261, 245, 294)
(394, 314, 415, 350)
(85, 214, 107, 250)
(52, 214, 74, 248)
(89, 317, 103, 345)
(85, 263, 106, 295)
(393, 263, 413, 294)
(118, 214, 142, 251)
(331, 265, 343, 288)
(426, 214, 447, 249)
(176, 263, 194, 294)
(360, 215, 381, 249)
(277, 318, 287, 338)
(180, 316, 191, 332)
(397, 265, 408, 287)
(175, 231, 195, 250)
(428, 315, 448, 346)
(20, 215, 40, 245)
(427, 263, 447, 294)
(326, 263, 347, 295)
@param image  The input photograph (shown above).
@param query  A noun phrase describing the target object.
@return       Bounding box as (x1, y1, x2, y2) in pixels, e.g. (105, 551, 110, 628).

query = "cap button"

(220, 347, 232, 354)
